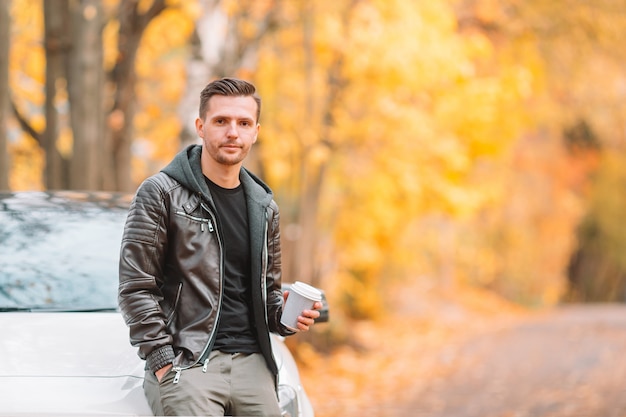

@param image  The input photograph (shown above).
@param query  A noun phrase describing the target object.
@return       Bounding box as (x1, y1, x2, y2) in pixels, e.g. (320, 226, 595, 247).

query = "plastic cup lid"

(291, 281, 322, 301)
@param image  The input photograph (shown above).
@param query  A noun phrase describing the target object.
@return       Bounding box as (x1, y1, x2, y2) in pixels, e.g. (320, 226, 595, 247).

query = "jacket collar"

(161, 144, 274, 209)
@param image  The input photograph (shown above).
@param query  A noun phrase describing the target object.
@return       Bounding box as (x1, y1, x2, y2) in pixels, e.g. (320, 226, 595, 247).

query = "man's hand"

(283, 291, 322, 332)
(155, 363, 173, 382)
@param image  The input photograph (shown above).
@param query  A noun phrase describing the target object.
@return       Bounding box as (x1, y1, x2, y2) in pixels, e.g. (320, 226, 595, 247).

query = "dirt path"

(300, 285, 626, 417)
(402, 304, 626, 417)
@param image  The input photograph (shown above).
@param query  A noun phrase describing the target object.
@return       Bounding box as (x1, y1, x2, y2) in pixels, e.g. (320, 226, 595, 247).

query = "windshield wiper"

(0, 306, 118, 312)
(52, 307, 118, 312)
(0, 307, 34, 312)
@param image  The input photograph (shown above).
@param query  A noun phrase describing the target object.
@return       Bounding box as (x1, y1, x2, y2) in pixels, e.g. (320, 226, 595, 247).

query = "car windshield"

(0, 195, 127, 311)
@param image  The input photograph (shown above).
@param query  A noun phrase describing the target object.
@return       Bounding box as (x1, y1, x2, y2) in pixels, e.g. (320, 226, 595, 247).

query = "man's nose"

(226, 121, 239, 137)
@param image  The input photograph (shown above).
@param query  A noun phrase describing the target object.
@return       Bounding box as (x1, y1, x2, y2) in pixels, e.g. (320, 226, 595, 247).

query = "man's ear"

(253, 123, 260, 143)
(195, 118, 204, 138)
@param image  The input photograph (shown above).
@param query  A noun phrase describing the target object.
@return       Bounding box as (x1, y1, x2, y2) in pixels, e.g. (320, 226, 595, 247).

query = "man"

(118, 77, 322, 416)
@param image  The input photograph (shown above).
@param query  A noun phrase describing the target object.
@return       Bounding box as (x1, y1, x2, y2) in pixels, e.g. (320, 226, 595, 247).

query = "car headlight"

(278, 384, 299, 417)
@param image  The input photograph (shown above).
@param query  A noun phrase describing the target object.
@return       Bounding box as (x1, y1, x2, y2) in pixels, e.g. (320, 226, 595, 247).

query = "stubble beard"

(214, 145, 249, 166)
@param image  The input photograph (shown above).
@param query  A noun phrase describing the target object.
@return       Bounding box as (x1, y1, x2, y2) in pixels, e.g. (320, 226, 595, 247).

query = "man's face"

(196, 95, 260, 167)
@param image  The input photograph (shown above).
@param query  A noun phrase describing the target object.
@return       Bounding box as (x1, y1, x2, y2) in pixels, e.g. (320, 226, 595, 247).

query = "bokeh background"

(2, 0, 626, 414)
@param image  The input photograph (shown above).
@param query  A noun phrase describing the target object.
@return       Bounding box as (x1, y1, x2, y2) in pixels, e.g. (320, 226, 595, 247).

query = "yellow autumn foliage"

(9, 0, 45, 110)
(253, 0, 539, 316)
(5, 0, 626, 315)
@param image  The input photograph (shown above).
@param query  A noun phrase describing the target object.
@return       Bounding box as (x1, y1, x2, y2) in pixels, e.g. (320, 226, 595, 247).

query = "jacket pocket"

(174, 210, 213, 232)
(165, 282, 183, 326)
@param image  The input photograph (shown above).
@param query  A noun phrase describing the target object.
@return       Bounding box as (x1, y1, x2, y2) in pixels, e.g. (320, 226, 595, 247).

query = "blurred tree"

(257, 0, 532, 317)
(566, 151, 626, 302)
(282, 0, 348, 294)
(66, 0, 104, 190)
(449, 0, 626, 305)
(42, 0, 70, 189)
(43, 0, 104, 190)
(564, 119, 626, 301)
(13, 0, 106, 189)
(0, 0, 9, 189)
(106, 0, 168, 191)
(255, 0, 361, 300)
(10, 0, 168, 191)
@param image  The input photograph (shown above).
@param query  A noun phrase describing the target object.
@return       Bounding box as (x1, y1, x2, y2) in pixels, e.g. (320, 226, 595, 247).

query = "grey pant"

(144, 351, 282, 416)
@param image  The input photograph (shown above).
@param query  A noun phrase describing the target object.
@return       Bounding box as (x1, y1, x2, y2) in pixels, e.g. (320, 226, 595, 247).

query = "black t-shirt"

(205, 177, 259, 354)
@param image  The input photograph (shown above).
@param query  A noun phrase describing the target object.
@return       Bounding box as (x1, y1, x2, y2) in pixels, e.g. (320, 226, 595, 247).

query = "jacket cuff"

(146, 345, 175, 373)
(281, 325, 297, 336)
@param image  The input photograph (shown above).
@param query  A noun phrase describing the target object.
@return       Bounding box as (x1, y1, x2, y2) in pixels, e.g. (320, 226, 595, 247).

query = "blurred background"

(1, 0, 626, 414)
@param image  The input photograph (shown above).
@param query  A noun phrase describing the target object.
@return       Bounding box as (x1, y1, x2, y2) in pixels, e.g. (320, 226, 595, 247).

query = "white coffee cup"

(280, 281, 322, 331)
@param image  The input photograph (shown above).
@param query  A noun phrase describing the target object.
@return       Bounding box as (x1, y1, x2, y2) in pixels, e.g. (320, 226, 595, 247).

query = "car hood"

(0, 312, 152, 416)
(0, 312, 299, 416)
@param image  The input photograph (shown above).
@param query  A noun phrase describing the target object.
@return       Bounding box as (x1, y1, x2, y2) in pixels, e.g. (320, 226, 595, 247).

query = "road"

(404, 304, 626, 417)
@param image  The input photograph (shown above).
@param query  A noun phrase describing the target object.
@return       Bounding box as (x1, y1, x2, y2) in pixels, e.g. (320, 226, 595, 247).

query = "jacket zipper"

(174, 210, 213, 232)
(165, 282, 183, 326)
(172, 202, 223, 384)
(261, 212, 279, 384)
(261, 212, 270, 327)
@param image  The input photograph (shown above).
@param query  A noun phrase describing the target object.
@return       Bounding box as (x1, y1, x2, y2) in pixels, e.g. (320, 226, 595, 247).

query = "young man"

(118, 77, 322, 416)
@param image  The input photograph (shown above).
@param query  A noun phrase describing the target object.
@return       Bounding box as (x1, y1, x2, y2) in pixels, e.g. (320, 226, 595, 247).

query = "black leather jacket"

(118, 145, 292, 379)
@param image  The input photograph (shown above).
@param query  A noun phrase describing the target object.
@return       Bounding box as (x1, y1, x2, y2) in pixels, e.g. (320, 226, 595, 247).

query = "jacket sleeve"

(118, 177, 175, 372)
(265, 200, 296, 336)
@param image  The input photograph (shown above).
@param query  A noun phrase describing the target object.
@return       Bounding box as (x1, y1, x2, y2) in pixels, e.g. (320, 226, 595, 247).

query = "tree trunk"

(567, 245, 626, 302)
(66, 0, 103, 190)
(0, 0, 9, 189)
(282, 1, 354, 288)
(43, 0, 70, 189)
(107, 0, 166, 192)
(282, 0, 321, 287)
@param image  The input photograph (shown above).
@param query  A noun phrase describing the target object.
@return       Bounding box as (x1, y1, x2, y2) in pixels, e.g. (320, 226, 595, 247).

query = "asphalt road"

(405, 304, 626, 417)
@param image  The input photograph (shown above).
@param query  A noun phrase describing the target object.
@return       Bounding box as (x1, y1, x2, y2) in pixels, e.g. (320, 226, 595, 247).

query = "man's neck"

(201, 155, 241, 189)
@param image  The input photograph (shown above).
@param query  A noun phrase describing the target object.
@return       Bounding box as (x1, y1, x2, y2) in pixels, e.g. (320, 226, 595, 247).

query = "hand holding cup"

(281, 281, 323, 332)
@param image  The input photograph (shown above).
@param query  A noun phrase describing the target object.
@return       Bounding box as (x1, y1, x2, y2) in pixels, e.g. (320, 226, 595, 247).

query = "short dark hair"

(199, 77, 261, 122)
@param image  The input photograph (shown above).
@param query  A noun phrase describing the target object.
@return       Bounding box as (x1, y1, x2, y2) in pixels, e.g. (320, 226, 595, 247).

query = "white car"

(0, 191, 327, 417)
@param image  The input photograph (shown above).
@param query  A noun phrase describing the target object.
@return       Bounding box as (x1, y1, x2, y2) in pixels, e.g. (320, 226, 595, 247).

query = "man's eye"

(215, 119, 225, 124)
